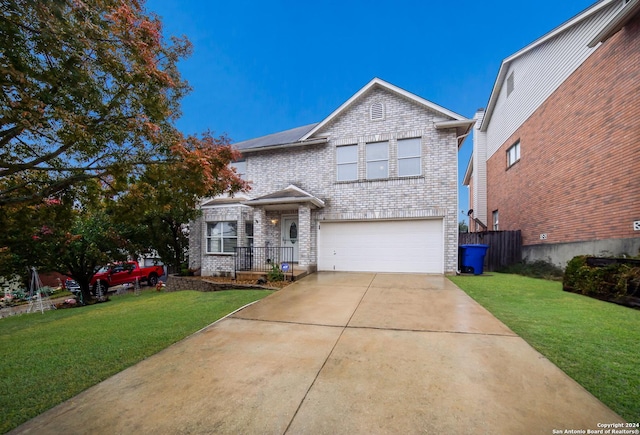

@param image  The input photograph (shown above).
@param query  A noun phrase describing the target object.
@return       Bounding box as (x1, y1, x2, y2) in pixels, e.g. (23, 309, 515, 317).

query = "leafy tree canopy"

(0, 0, 191, 206)
(110, 131, 247, 273)
(0, 0, 250, 295)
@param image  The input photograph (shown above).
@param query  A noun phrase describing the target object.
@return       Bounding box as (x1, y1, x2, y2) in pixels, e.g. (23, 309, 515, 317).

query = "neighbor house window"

(229, 160, 247, 180)
(366, 141, 389, 179)
(206, 222, 237, 254)
(397, 138, 421, 177)
(507, 140, 520, 168)
(507, 71, 515, 97)
(493, 210, 499, 231)
(336, 144, 357, 181)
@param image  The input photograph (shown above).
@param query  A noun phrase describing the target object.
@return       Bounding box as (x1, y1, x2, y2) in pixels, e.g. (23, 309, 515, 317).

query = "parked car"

(90, 261, 164, 294)
(65, 278, 81, 295)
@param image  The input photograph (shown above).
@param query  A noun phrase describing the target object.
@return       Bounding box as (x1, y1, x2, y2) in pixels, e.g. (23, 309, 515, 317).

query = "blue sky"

(147, 0, 595, 222)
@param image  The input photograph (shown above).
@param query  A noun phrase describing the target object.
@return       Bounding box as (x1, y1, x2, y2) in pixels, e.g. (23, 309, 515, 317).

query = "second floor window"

(336, 145, 357, 181)
(397, 138, 421, 177)
(366, 141, 388, 179)
(507, 140, 520, 168)
(206, 222, 237, 254)
(229, 160, 247, 180)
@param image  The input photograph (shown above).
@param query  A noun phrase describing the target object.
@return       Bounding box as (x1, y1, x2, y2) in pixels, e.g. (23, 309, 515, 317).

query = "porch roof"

(242, 185, 325, 210)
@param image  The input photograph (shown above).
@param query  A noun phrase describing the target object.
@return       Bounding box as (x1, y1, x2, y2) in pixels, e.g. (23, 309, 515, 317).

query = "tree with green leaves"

(110, 131, 247, 274)
(0, 0, 249, 300)
(0, 0, 191, 206)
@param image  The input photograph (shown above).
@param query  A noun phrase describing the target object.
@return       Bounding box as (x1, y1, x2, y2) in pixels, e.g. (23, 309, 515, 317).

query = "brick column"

(298, 204, 311, 268)
(254, 207, 266, 248)
(188, 216, 203, 271)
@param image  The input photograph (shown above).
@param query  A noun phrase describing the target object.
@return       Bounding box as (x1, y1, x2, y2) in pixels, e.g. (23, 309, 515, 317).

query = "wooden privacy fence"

(458, 230, 522, 272)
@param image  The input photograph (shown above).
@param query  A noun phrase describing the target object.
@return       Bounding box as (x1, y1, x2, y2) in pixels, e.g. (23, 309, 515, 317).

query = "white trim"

(301, 78, 468, 140)
(588, 0, 640, 47)
(238, 137, 328, 154)
(281, 215, 299, 262)
(462, 155, 473, 186)
(481, 0, 619, 131)
(434, 119, 476, 130)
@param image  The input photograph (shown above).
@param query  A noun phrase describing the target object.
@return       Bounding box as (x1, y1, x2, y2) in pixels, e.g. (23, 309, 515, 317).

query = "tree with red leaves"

(0, 0, 249, 298)
(0, 0, 190, 206)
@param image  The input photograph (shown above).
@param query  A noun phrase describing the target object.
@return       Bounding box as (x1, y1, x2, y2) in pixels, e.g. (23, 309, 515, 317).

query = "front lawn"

(0, 289, 272, 434)
(449, 273, 639, 422)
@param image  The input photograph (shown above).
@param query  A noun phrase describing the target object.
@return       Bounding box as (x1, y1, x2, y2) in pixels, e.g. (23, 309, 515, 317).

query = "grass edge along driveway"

(449, 273, 639, 422)
(0, 289, 272, 434)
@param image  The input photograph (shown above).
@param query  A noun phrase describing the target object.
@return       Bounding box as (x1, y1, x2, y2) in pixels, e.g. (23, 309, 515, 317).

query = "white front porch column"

(254, 207, 266, 247)
(298, 204, 311, 268)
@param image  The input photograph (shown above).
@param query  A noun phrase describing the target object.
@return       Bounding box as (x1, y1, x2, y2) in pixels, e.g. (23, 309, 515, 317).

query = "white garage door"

(317, 219, 443, 273)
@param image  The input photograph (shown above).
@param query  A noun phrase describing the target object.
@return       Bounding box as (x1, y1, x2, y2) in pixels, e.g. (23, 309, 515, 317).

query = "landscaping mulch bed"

(201, 276, 292, 290)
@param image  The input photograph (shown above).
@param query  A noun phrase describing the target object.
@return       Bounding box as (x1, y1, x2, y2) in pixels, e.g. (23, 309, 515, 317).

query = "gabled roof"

(480, 0, 620, 131)
(201, 193, 252, 207)
(300, 77, 473, 145)
(232, 78, 474, 153)
(588, 0, 640, 47)
(242, 185, 325, 210)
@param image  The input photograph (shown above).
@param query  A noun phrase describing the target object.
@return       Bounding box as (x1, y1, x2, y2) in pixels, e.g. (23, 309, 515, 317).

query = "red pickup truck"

(90, 261, 164, 294)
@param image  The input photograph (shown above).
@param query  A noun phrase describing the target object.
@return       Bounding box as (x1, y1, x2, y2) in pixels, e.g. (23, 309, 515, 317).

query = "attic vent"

(507, 71, 515, 97)
(370, 101, 385, 121)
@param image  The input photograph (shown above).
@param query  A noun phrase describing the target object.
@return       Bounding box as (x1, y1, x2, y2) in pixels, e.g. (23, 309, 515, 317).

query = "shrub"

(267, 264, 284, 282)
(499, 259, 564, 281)
(563, 256, 640, 298)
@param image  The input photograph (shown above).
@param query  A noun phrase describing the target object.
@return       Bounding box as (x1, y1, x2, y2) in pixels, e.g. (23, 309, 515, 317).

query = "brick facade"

(190, 84, 463, 275)
(486, 15, 640, 255)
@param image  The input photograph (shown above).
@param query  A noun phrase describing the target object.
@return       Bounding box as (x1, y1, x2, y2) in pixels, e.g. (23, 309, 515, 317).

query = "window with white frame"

(206, 222, 237, 254)
(229, 160, 247, 180)
(366, 141, 389, 179)
(507, 71, 515, 97)
(397, 138, 421, 177)
(493, 210, 499, 231)
(336, 144, 358, 181)
(507, 140, 520, 168)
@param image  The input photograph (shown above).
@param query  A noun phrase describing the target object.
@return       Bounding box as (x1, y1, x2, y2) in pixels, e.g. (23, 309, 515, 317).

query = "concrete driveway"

(11, 273, 623, 434)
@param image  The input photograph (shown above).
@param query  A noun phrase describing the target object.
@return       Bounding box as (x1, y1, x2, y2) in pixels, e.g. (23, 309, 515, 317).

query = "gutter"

(238, 137, 328, 154)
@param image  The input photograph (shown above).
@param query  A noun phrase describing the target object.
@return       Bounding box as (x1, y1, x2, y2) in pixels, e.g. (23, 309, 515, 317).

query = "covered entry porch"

(239, 185, 324, 279)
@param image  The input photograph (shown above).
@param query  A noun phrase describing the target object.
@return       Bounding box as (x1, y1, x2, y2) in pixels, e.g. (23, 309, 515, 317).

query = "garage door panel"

(317, 220, 443, 274)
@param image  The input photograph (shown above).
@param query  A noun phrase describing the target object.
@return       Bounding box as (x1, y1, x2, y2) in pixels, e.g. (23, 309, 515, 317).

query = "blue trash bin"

(460, 244, 489, 275)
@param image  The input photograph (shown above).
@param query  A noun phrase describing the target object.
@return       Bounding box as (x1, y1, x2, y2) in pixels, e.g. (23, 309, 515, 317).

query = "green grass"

(449, 273, 639, 422)
(0, 289, 271, 434)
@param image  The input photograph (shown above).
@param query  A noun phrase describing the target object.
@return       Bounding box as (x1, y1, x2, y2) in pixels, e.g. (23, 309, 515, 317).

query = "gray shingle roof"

(233, 123, 319, 151)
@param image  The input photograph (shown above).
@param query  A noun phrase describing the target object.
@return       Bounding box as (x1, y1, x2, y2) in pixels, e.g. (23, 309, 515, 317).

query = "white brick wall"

(190, 86, 460, 275)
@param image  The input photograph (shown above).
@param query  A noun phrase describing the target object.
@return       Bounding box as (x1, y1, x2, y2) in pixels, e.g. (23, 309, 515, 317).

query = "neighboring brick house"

(464, 0, 640, 267)
(190, 78, 474, 276)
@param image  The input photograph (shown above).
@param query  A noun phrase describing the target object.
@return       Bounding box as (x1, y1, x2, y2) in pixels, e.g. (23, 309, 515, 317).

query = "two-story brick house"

(189, 78, 474, 276)
(464, 0, 640, 267)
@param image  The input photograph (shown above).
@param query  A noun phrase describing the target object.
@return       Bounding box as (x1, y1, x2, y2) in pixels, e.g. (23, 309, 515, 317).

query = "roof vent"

(370, 101, 385, 121)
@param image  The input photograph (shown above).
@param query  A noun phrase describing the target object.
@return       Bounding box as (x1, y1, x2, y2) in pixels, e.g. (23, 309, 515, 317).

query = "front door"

(282, 216, 299, 262)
